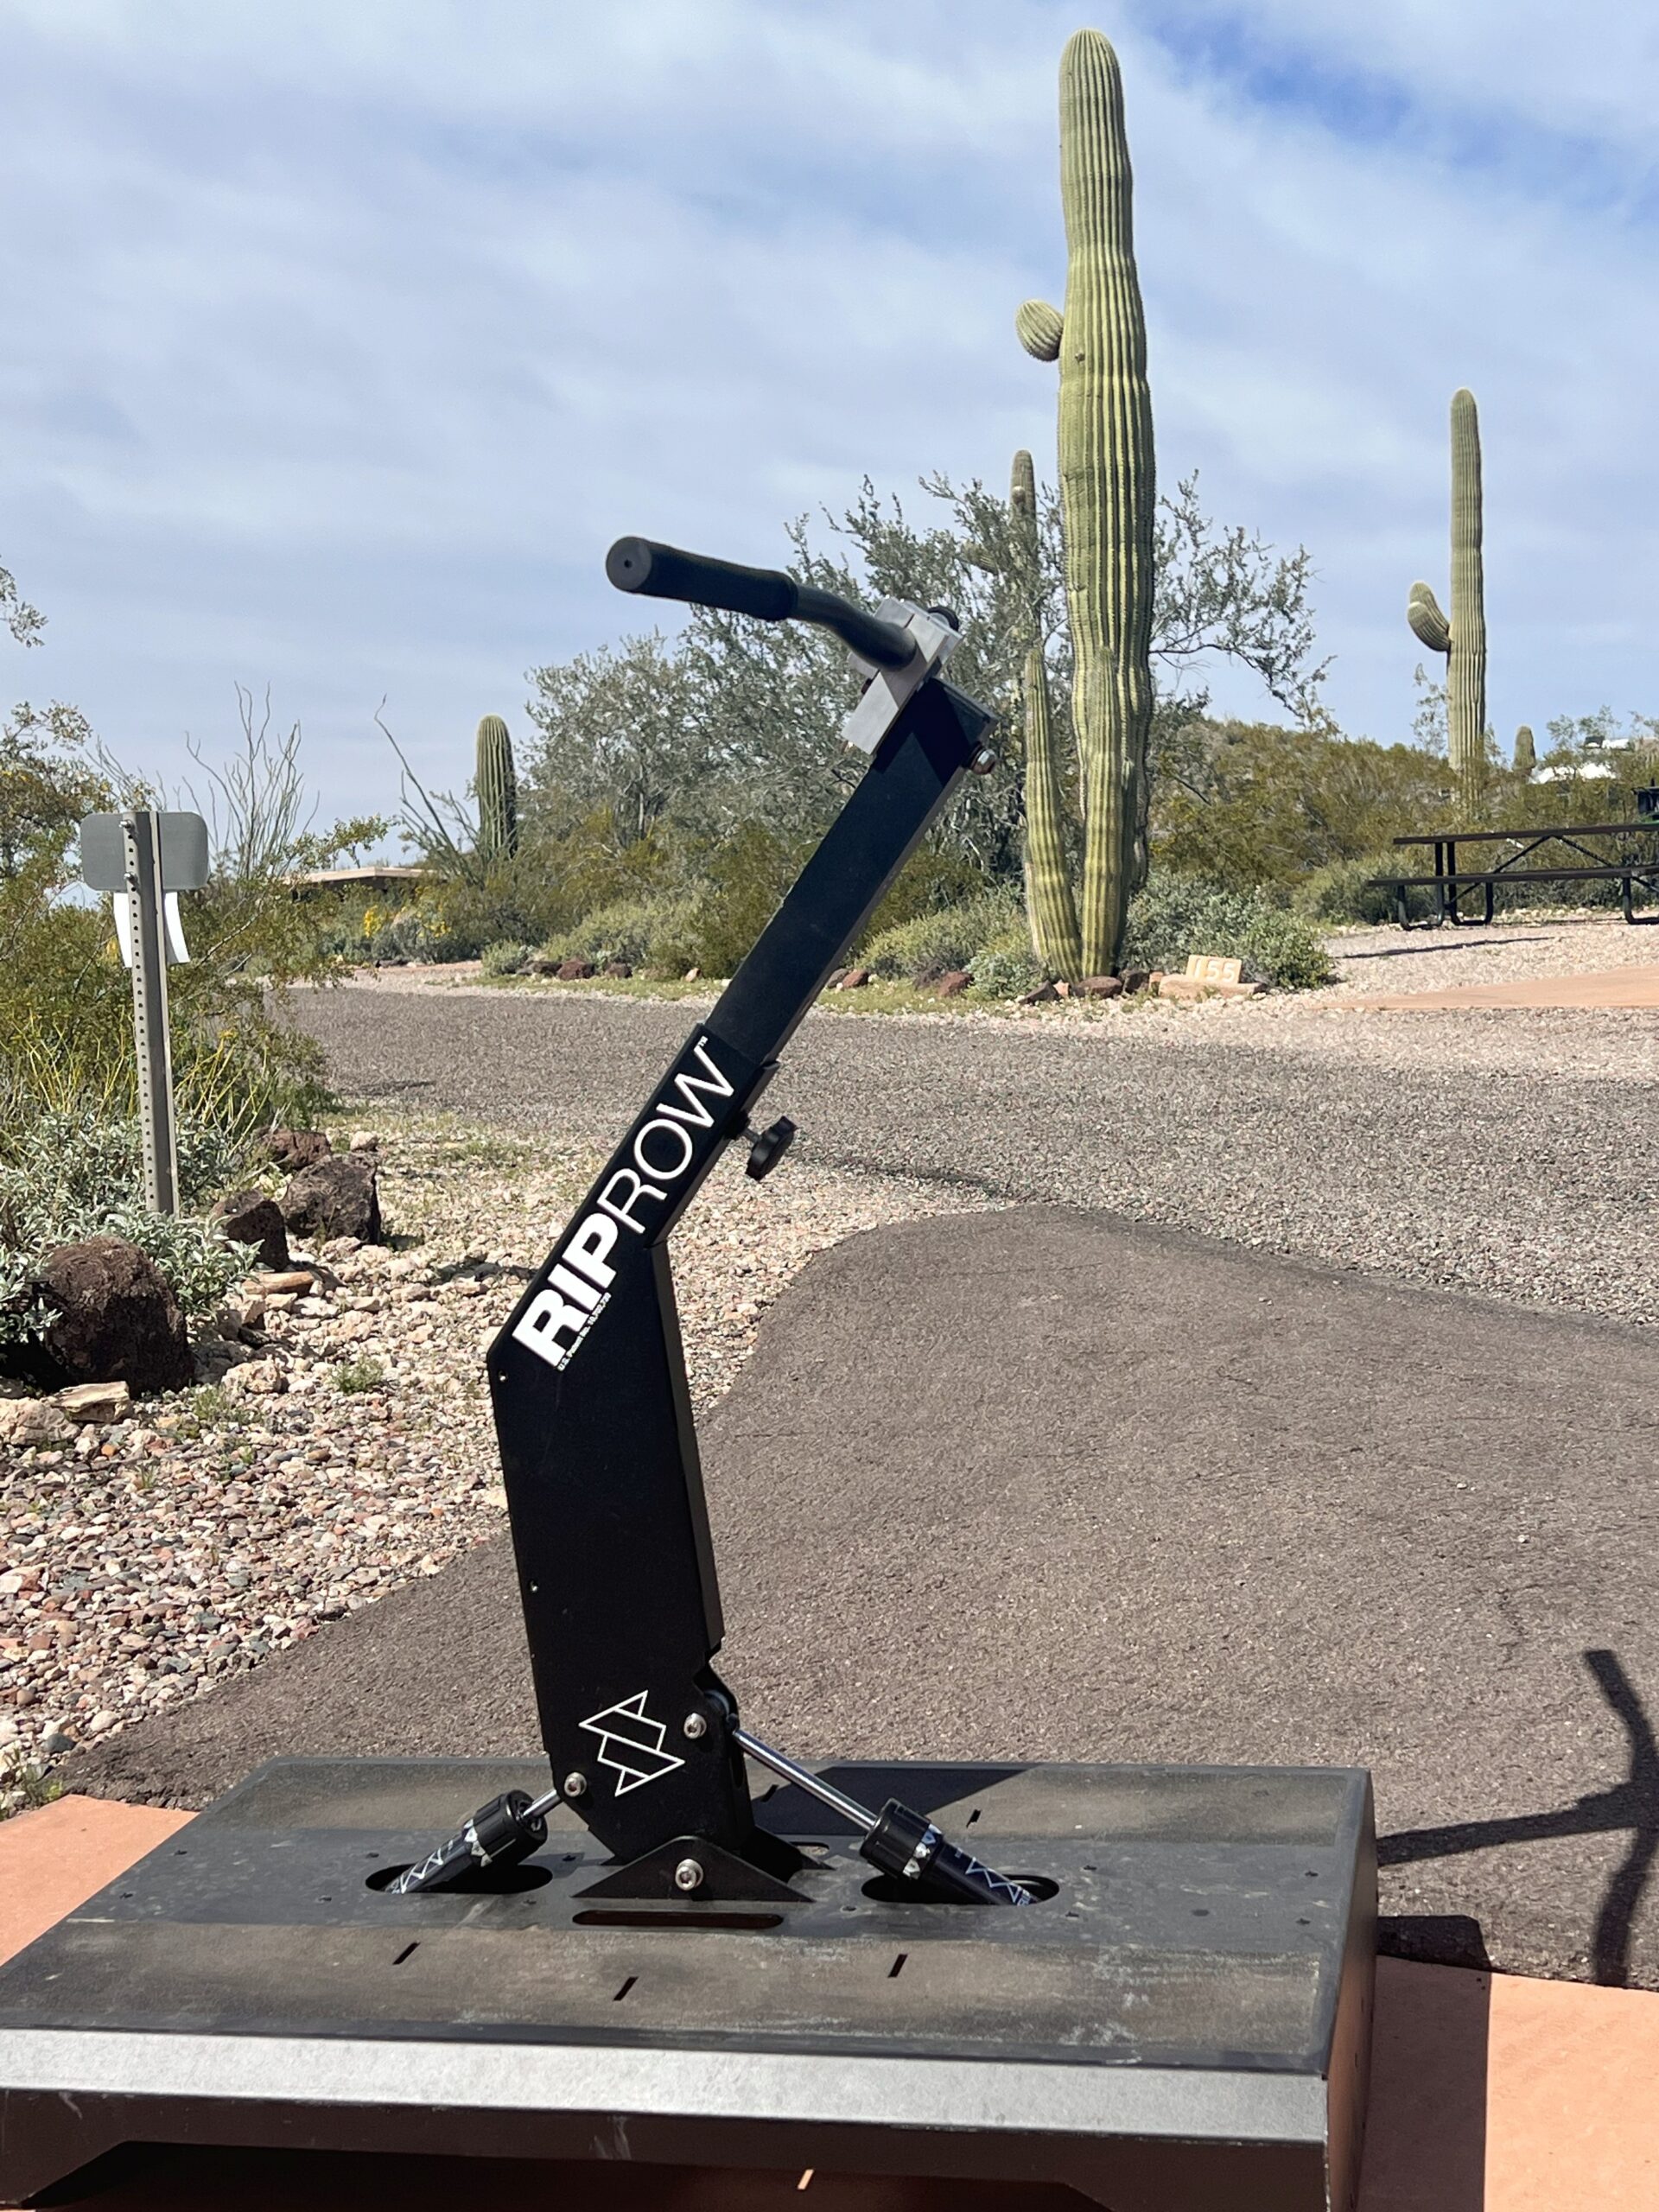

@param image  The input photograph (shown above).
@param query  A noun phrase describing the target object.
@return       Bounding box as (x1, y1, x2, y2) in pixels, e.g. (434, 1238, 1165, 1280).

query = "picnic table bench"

(1367, 821, 1659, 928)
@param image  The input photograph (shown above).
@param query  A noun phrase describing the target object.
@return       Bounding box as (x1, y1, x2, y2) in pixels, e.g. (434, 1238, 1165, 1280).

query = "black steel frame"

(490, 670, 995, 1867)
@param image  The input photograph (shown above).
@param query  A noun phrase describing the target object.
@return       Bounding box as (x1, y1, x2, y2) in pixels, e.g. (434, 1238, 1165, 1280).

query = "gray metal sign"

(79, 810, 208, 893)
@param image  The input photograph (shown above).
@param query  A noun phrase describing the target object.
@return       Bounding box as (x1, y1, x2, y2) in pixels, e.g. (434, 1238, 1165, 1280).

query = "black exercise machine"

(0, 540, 1376, 2212)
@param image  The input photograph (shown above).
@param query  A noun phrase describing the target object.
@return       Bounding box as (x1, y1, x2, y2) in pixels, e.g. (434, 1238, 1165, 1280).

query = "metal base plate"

(0, 1758, 1376, 2210)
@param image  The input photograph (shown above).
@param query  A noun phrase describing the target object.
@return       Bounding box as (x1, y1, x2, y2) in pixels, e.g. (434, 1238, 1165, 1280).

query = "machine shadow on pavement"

(1378, 1648, 1658, 1987)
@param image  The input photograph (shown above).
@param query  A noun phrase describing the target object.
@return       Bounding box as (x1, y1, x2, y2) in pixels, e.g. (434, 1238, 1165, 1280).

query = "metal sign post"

(79, 809, 209, 1219)
(123, 811, 179, 1215)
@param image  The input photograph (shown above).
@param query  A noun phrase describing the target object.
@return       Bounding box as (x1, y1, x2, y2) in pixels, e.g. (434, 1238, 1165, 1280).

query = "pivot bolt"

(683, 1712, 708, 1740)
(563, 1771, 588, 1799)
(969, 746, 998, 777)
(674, 1858, 705, 1892)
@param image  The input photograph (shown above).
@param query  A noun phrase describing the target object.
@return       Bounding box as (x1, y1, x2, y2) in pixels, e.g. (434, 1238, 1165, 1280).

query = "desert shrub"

(680, 821, 805, 977)
(540, 888, 703, 976)
(862, 890, 1020, 983)
(968, 925, 1045, 999)
(480, 939, 533, 976)
(0, 1106, 247, 1348)
(1294, 855, 1405, 926)
(1122, 874, 1333, 990)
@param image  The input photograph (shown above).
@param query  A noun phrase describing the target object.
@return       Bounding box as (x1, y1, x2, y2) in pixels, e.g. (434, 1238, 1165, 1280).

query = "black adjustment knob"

(745, 1116, 796, 1181)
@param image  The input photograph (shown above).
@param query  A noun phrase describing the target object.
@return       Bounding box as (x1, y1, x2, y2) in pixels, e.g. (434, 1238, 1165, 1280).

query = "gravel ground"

(0, 1120, 980, 1806)
(1320, 912, 1659, 995)
(295, 950, 1659, 1326)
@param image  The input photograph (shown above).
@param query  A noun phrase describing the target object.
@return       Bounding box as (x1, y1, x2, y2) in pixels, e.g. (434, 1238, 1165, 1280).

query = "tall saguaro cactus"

(1016, 28, 1154, 978)
(475, 713, 518, 861)
(1011, 449, 1084, 979)
(1514, 724, 1535, 779)
(1408, 389, 1488, 810)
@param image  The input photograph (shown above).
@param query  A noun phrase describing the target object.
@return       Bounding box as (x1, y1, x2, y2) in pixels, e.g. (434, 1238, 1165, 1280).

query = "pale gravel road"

(294, 976, 1659, 1328)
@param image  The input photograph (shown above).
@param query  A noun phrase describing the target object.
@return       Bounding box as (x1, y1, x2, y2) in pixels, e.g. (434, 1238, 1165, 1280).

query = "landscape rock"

(1016, 982, 1059, 1004)
(264, 1128, 332, 1173)
(603, 961, 632, 978)
(556, 959, 596, 982)
(0, 1397, 74, 1449)
(31, 1237, 194, 1395)
(280, 1155, 383, 1245)
(249, 1270, 315, 1296)
(683, 967, 701, 982)
(224, 1357, 288, 1397)
(836, 967, 872, 990)
(208, 1189, 289, 1270)
(936, 970, 973, 998)
(348, 1131, 380, 1154)
(54, 1379, 131, 1425)
(1080, 975, 1124, 999)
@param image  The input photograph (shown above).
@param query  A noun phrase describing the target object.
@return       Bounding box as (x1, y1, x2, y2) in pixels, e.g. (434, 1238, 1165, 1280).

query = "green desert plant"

(475, 714, 518, 861)
(862, 891, 1020, 984)
(479, 938, 534, 976)
(1514, 723, 1536, 778)
(1122, 875, 1333, 991)
(1408, 389, 1488, 814)
(1009, 449, 1084, 980)
(1017, 27, 1155, 977)
(968, 925, 1046, 999)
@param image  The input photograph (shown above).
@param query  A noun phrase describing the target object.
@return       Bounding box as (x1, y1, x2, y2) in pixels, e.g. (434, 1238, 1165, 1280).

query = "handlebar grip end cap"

(606, 537, 655, 594)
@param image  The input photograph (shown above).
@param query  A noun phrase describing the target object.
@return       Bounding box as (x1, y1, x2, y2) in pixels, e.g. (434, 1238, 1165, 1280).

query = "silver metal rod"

(733, 1725, 876, 1834)
(123, 810, 179, 1216)
(521, 1788, 561, 1821)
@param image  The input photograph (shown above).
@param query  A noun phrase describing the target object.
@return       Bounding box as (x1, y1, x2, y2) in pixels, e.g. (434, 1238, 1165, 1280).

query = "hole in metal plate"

(366, 1862, 553, 1895)
(573, 1909, 785, 1932)
(887, 1953, 908, 1979)
(392, 1942, 419, 1966)
(613, 1974, 637, 2001)
(861, 1874, 1060, 1906)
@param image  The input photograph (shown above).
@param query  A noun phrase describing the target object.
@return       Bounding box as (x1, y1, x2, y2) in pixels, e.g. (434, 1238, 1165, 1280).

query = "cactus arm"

(1514, 724, 1535, 777)
(475, 713, 518, 861)
(1008, 449, 1082, 979)
(1408, 582, 1450, 656)
(1446, 387, 1487, 807)
(1016, 300, 1065, 361)
(1021, 645, 1084, 979)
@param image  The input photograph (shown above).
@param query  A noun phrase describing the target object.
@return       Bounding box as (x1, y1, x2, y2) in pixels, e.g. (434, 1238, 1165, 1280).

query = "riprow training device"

(0, 539, 1376, 2212)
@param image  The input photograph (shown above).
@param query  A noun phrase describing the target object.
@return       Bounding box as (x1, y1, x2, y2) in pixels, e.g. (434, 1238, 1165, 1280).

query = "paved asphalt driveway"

(73, 1211, 1659, 1988)
(292, 983, 1659, 1326)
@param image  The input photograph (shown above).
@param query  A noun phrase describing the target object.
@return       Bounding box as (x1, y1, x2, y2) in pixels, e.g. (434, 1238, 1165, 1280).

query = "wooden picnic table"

(1368, 820, 1659, 928)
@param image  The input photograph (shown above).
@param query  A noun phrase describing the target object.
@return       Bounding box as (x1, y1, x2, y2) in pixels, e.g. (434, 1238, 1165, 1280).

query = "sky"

(3, 0, 1657, 842)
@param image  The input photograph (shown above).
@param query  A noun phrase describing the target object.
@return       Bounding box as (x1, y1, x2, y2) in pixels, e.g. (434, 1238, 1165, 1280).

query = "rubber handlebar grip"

(606, 537, 919, 670)
(607, 537, 798, 621)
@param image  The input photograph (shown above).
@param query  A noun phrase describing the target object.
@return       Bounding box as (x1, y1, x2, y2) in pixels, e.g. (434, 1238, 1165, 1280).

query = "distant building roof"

(295, 865, 429, 887)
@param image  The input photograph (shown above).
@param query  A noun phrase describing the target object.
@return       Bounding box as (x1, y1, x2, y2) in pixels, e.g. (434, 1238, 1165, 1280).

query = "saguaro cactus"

(475, 713, 518, 861)
(1408, 389, 1488, 809)
(1010, 450, 1084, 979)
(1514, 724, 1535, 779)
(1016, 28, 1155, 978)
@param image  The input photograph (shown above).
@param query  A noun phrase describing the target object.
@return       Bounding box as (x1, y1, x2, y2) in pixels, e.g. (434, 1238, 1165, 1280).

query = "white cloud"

(1, 0, 1656, 830)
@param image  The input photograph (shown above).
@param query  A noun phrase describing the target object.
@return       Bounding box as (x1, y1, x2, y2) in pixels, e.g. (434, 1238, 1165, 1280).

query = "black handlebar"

(606, 537, 918, 671)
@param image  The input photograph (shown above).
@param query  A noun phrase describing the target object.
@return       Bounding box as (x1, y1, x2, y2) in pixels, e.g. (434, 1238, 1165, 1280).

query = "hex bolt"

(683, 1712, 708, 1740)
(674, 1858, 704, 1892)
(563, 1772, 588, 1799)
(969, 746, 999, 776)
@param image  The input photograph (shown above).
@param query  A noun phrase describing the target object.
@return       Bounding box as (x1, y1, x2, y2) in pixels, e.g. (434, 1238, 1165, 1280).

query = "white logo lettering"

(512, 1035, 735, 1372)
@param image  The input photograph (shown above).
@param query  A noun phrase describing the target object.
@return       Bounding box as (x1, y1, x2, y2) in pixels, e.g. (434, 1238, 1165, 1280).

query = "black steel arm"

(606, 536, 918, 671)
(487, 668, 993, 1866)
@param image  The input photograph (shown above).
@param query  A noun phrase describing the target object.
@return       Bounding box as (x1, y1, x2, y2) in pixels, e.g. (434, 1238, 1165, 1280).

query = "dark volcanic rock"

(264, 1128, 331, 1173)
(279, 1154, 382, 1245)
(208, 1190, 289, 1270)
(31, 1237, 194, 1394)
